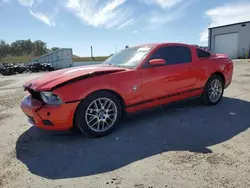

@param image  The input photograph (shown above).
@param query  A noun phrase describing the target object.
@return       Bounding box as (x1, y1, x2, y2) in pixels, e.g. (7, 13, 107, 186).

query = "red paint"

(20, 43, 234, 131)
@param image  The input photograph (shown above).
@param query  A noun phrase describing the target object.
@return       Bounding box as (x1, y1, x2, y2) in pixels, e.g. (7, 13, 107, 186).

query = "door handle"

(187, 67, 192, 71)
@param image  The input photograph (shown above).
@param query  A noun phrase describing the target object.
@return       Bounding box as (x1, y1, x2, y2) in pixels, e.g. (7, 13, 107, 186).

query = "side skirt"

(125, 95, 201, 116)
(126, 88, 203, 109)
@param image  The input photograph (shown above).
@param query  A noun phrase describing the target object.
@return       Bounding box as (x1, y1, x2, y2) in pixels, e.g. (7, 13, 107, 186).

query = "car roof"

(133, 42, 192, 48)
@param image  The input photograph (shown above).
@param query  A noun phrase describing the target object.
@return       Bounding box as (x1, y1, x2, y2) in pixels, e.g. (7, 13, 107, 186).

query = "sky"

(0, 0, 250, 56)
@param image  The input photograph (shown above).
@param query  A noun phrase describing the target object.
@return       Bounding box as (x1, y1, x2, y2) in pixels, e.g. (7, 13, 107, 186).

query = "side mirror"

(149, 59, 166, 66)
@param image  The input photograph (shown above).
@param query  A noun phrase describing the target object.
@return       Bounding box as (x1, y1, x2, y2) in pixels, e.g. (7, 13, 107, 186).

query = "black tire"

(202, 74, 224, 105)
(74, 91, 123, 137)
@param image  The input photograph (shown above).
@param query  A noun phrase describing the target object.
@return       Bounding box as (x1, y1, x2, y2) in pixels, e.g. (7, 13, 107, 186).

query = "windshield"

(102, 46, 153, 68)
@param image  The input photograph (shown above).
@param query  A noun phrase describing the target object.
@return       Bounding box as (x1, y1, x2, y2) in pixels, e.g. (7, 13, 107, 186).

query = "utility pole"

(115, 44, 117, 53)
(90, 46, 93, 59)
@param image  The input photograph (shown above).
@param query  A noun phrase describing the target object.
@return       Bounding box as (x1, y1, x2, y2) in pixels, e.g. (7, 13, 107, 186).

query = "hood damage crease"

(51, 69, 124, 91)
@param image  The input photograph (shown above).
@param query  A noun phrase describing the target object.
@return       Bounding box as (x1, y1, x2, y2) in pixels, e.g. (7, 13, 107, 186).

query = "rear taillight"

(216, 53, 229, 58)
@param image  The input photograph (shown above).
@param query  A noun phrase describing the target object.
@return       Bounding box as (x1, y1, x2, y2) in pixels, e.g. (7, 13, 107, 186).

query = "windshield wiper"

(107, 63, 121, 67)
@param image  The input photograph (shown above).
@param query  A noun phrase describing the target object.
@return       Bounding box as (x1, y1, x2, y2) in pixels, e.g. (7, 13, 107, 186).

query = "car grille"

(26, 88, 42, 101)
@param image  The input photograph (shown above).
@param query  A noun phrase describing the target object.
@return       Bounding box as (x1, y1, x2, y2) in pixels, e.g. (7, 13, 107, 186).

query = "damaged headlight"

(40, 92, 62, 105)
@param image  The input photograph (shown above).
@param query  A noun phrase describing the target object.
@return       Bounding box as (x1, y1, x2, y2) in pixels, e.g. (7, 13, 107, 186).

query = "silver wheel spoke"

(97, 121, 100, 130)
(101, 121, 105, 129)
(98, 99, 103, 109)
(107, 109, 116, 112)
(85, 97, 118, 132)
(103, 100, 108, 109)
(105, 119, 112, 127)
(87, 108, 98, 115)
(90, 120, 98, 127)
(107, 116, 113, 122)
(94, 101, 99, 110)
(209, 93, 212, 98)
(87, 113, 96, 117)
(212, 94, 216, 100)
(208, 79, 223, 102)
(109, 112, 116, 116)
(88, 116, 97, 124)
(107, 101, 112, 110)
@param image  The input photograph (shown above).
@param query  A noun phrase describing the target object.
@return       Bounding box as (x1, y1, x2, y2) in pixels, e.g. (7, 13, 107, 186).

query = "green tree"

(0, 40, 10, 59)
(51, 47, 60, 51)
(25, 39, 33, 55)
(33, 40, 47, 56)
(10, 40, 22, 56)
(0, 39, 50, 59)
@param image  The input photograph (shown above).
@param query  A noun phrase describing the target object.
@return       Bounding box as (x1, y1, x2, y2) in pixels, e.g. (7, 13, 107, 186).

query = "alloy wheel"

(208, 79, 223, 102)
(85, 98, 118, 132)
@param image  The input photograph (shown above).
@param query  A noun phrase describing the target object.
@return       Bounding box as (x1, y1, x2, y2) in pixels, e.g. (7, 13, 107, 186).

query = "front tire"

(202, 75, 224, 105)
(75, 91, 123, 137)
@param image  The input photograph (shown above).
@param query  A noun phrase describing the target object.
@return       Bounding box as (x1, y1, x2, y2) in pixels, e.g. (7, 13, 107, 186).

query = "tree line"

(0, 39, 60, 60)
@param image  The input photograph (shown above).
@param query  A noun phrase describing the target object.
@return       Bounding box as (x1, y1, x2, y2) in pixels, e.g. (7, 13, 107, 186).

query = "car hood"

(23, 64, 126, 91)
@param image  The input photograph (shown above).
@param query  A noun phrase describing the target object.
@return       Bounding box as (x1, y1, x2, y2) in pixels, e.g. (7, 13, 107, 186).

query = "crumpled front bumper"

(20, 95, 79, 131)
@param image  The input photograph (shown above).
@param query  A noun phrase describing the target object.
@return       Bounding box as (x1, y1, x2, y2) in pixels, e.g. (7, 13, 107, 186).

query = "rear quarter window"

(197, 49, 211, 58)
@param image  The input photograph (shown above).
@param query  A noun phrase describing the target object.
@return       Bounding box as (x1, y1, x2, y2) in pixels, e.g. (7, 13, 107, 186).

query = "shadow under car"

(16, 97, 250, 179)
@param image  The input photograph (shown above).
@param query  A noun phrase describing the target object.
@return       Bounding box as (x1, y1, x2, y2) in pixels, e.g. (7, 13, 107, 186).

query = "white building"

(208, 21, 250, 59)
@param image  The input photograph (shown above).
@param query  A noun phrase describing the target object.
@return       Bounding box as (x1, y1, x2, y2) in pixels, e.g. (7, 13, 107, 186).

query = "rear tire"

(75, 91, 123, 137)
(202, 75, 224, 105)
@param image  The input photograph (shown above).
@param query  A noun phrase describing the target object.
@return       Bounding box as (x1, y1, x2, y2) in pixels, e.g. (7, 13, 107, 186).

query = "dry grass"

(0, 55, 109, 63)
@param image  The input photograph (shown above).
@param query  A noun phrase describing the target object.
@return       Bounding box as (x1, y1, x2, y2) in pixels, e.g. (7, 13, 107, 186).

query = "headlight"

(40, 92, 62, 105)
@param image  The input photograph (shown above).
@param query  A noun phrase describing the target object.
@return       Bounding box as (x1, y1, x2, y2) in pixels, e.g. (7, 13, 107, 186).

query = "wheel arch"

(92, 89, 126, 111)
(208, 71, 225, 86)
(202, 71, 225, 105)
(72, 89, 126, 128)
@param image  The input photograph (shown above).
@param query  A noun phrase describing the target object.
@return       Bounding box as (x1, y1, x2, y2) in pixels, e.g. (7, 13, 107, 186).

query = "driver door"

(139, 45, 198, 103)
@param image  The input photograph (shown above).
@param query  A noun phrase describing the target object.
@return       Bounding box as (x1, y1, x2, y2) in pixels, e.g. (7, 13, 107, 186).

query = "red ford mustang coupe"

(21, 43, 233, 137)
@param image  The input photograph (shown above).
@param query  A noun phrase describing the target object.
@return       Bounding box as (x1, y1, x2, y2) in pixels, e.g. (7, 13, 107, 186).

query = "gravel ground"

(0, 61, 250, 188)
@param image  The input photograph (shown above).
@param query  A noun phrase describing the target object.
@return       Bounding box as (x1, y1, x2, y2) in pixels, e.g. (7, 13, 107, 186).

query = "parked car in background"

(28, 62, 54, 72)
(0, 63, 16, 75)
(20, 43, 234, 137)
(0, 62, 55, 76)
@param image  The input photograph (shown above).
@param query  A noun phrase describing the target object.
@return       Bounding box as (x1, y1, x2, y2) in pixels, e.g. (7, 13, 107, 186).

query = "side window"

(149, 47, 168, 63)
(196, 49, 211, 58)
(168, 46, 192, 64)
(148, 46, 192, 66)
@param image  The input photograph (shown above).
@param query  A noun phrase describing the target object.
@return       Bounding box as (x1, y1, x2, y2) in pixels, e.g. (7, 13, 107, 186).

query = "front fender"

(53, 76, 125, 104)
